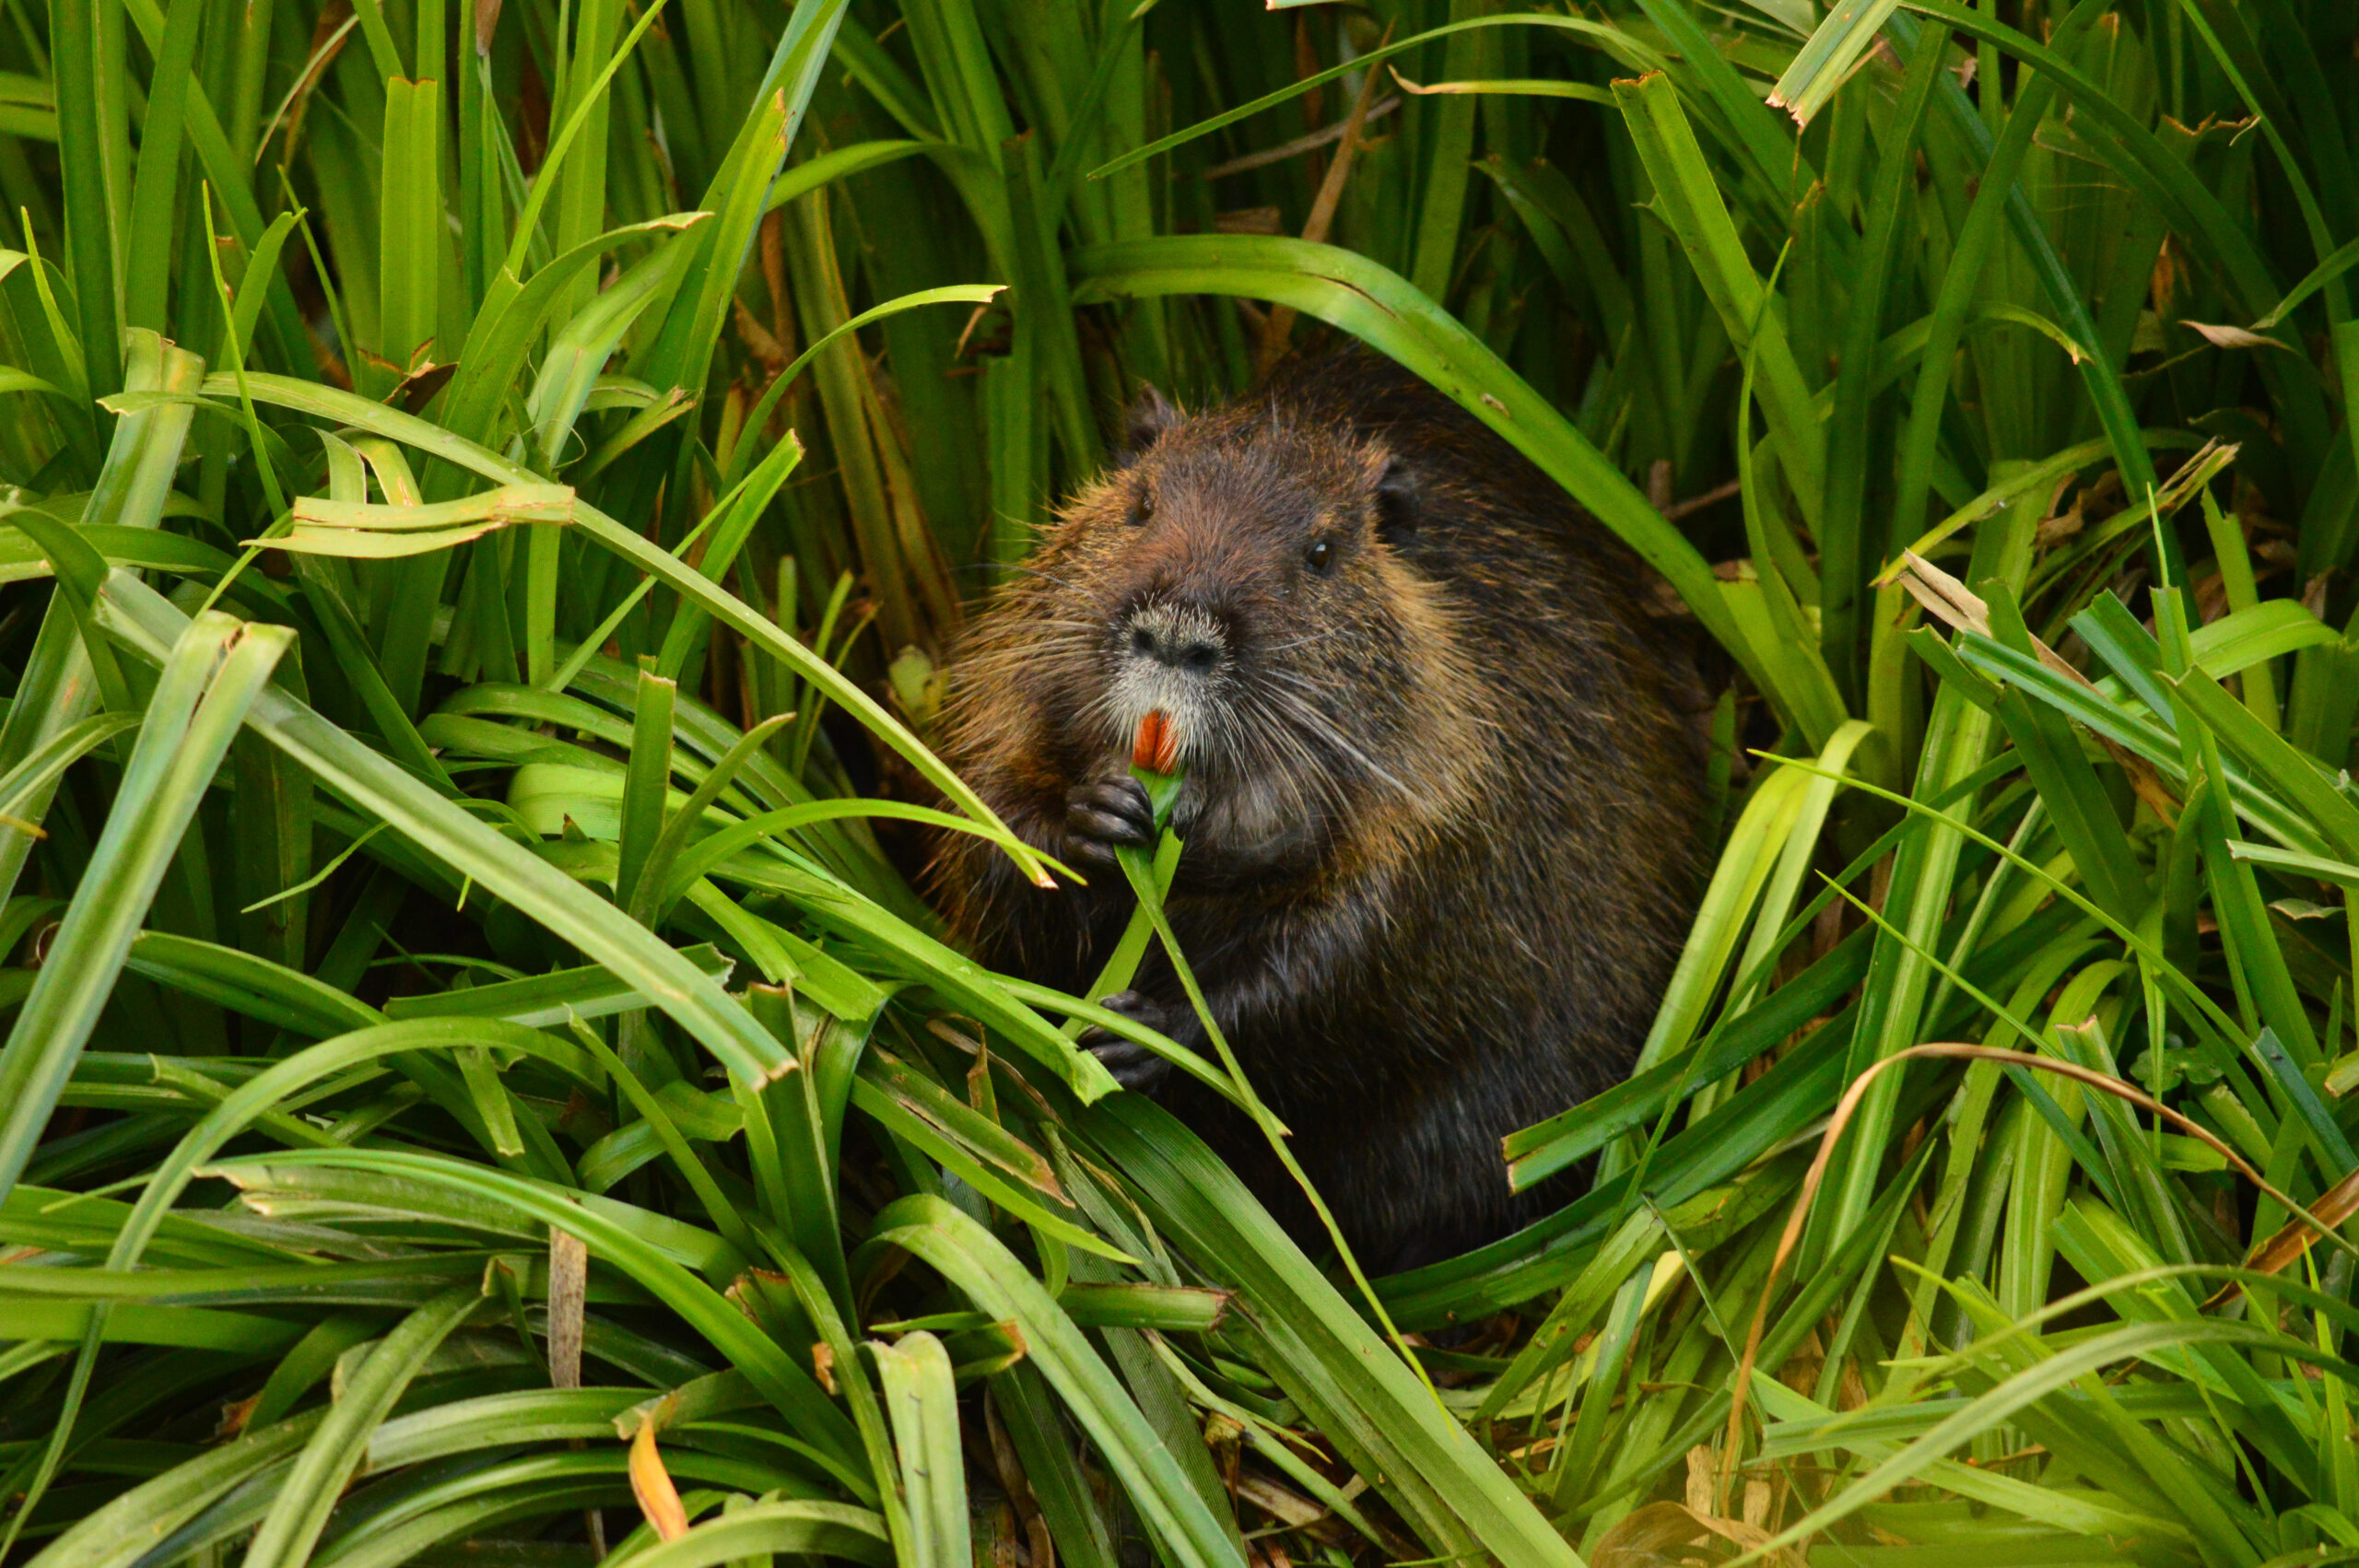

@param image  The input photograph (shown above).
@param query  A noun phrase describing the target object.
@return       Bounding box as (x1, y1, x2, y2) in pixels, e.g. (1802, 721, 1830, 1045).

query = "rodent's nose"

(1122, 603, 1226, 676)
(1131, 623, 1220, 673)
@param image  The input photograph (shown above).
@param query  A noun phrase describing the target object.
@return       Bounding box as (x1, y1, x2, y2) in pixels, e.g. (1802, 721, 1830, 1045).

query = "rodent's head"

(954, 385, 1490, 858)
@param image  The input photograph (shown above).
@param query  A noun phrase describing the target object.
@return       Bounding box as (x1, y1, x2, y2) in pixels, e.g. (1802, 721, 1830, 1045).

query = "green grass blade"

(871, 1331, 966, 1568)
(93, 571, 797, 1087)
(1084, 1100, 1579, 1568)
(0, 611, 288, 1202)
(863, 1194, 1250, 1568)
(176, 374, 1058, 891)
(239, 1288, 487, 1568)
(1767, 0, 1904, 128)
(210, 1147, 869, 1482)
(1615, 72, 1825, 529)
(616, 1502, 890, 1568)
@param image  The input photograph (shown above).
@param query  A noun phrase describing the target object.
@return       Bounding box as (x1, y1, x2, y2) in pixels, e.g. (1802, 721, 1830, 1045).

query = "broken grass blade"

(1766, 0, 1902, 127)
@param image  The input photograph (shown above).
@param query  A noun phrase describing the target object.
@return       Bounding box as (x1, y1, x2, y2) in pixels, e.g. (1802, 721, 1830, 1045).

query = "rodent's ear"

(1117, 384, 1181, 465)
(1374, 454, 1422, 544)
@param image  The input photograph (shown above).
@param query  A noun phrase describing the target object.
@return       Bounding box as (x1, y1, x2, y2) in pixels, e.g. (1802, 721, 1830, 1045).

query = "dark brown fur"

(931, 350, 1709, 1271)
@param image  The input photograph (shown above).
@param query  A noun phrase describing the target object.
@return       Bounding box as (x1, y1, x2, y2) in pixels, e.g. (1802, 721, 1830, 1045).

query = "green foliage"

(3, 0, 2359, 1565)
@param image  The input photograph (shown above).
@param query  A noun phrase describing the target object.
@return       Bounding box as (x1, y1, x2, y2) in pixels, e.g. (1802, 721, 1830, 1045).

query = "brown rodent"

(932, 348, 1711, 1272)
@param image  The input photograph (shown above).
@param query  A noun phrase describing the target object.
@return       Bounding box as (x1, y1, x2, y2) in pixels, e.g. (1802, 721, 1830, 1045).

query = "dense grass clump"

(3, 1, 2359, 1565)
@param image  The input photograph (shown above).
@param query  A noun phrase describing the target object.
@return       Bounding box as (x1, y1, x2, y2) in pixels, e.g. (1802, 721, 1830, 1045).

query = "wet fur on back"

(932, 349, 1709, 1273)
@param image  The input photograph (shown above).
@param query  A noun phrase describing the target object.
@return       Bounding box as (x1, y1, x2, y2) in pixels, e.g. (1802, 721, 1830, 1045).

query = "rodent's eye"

(1128, 491, 1153, 526)
(1304, 538, 1335, 574)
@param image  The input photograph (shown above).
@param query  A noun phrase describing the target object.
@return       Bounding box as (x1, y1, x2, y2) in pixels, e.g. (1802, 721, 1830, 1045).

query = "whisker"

(987, 562, 1092, 594)
(1256, 629, 1344, 655)
(1254, 684, 1415, 801)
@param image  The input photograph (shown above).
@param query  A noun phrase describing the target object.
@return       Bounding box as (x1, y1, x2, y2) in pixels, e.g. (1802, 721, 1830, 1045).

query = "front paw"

(1063, 778, 1155, 869)
(1080, 989, 1178, 1093)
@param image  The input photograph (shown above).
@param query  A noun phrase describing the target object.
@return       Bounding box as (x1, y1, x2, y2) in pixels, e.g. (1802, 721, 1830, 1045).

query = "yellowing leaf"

(256, 483, 575, 556)
(628, 1419, 690, 1542)
(2180, 320, 2293, 352)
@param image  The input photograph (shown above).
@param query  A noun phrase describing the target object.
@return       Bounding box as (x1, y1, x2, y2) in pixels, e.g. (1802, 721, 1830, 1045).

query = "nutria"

(931, 348, 1710, 1272)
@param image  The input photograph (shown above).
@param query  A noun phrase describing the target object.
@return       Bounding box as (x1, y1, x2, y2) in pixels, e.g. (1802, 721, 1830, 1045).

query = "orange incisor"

(1133, 709, 1179, 775)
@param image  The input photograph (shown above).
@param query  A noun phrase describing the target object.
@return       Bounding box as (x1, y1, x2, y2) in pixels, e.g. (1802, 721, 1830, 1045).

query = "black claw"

(1064, 778, 1155, 854)
(1097, 989, 1166, 1026)
(1063, 835, 1121, 871)
(1086, 1035, 1175, 1093)
(1080, 778, 1156, 830)
(1068, 806, 1146, 844)
(1080, 990, 1178, 1093)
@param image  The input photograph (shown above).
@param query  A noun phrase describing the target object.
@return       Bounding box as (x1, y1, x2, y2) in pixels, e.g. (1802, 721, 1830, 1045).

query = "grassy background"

(2, 0, 2359, 1566)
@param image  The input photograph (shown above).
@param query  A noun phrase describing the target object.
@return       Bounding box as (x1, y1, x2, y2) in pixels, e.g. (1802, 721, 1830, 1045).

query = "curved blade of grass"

(1616, 73, 1824, 528)
(1069, 234, 1754, 682)
(22, 1410, 329, 1568)
(861, 1195, 1249, 1568)
(0, 612, 288, 1204)
(1732, 1316, 2341, 1566)
(171, 374, 1052, 890)
(0, 332, 205, 911)
(104, 1020, 598, 1280)
(94, 570, 797, 1087)
(1747, 1376, 2191, 1544)
(123, 930, 386, 1036)
(7, 509, 136, 713)
(314, 1479, 634, 1568)
(1082, 1100, 1579, 1568)
(652, 802, 1067, 929)
(31, 1391, 648, 1568)
(448, 214, 710, 449)
(871, 1331, 965, 1568)
(1505, 930, 1871, 1188)
(0, 712, 136, 823)
(2258, 232, 2359, 332)
(241, 1286, 487, 1568)
(206, 1146, 867, 1487)
(619, 1501, 890, 1568)
(1085, 16, 1662, 181)
(525, 228, 706, 471)
(722, 282, 1001, 494)
(764, 139, 929, 215)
